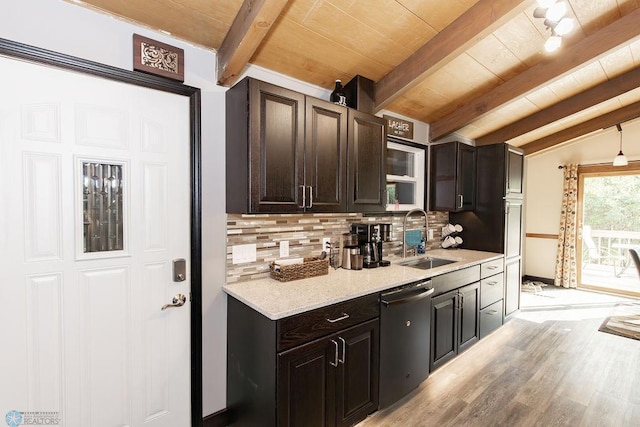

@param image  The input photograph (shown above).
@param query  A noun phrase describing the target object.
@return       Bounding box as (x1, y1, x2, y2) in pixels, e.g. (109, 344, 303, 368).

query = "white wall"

(524, 119, 640, 279)
(0, 0, 228, 416)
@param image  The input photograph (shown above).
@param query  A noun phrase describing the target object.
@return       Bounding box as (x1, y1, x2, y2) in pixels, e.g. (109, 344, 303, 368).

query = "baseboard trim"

(523, 275, 554, 285)
(203, 408, 233, 427)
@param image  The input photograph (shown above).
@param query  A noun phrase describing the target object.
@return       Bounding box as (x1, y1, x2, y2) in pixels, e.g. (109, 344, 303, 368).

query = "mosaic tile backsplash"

(226, 211, 449, 283)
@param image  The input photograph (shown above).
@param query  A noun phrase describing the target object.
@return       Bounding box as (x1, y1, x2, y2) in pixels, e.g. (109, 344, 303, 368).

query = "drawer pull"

(330, 340, 338, 367)
(326, 313, 350, 323)
(487, 281, 498, 286)
(487, 265, 498, 270)
(487, 310, 498, 315)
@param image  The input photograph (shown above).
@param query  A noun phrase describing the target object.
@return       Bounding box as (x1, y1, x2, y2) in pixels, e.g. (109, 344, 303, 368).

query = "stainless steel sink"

(399, 257, 457, 270)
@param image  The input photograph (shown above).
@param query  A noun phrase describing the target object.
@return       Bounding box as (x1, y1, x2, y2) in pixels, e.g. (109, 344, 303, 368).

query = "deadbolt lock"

(173, 258, 186, 282)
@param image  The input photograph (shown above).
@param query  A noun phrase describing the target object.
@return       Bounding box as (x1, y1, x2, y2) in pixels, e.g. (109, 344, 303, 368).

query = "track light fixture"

(533, 0, 574, 52)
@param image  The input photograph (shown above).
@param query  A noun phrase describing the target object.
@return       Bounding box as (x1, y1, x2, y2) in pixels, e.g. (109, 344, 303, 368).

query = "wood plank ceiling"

(66, 0, 640, 155)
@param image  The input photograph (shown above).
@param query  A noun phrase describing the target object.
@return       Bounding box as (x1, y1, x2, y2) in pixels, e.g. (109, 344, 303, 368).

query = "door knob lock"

(161, 293, 186, 311)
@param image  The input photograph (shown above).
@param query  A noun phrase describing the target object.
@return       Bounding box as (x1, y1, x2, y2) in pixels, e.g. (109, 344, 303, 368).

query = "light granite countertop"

(223, 248, 503, 320)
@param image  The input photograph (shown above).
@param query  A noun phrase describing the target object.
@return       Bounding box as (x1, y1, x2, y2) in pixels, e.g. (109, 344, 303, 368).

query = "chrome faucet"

(403, 208, 429, 258)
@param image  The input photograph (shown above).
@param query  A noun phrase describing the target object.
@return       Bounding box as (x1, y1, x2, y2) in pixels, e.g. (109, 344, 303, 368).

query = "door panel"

(458, 283, 480, 353)
(250, 81, 305, 211)
(0, 56, 191, 426)
(505, 200, 523, 259)
(277, 337, 335, 427)
(336, 320, 379, 427)
(347, 110, 385, 212)
(305, 98, 347, 212)
(430, 291, 457, 371)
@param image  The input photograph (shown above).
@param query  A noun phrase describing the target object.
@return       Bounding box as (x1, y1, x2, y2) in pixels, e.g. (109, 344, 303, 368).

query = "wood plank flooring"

(358, 306, 640, 426)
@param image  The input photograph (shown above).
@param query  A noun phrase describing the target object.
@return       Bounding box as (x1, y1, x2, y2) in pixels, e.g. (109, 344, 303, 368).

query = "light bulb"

(546, 1, 567, 22)
(544, 36, 562, 52)
(554, 17, 574, 35)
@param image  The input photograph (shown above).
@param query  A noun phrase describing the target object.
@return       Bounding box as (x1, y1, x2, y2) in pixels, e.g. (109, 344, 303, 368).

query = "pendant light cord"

(616, 123, 623, 154)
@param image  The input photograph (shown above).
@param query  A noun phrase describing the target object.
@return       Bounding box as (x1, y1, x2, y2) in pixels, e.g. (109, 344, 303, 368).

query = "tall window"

(578, 163, 640, 296)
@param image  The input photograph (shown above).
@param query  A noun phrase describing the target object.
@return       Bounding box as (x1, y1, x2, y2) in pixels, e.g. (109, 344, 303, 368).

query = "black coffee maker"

(377, 223, 392, 267)
(351, 223, 381, 268)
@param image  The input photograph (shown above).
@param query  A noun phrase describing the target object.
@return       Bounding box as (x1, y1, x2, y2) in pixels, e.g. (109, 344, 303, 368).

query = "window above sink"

(386, 140, 426, 212)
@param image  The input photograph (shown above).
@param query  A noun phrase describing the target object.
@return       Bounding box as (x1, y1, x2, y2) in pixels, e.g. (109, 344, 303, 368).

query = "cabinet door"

(458, 282, 480, 353)
(430, 142, 475, 212)
(429, 143, 456, 211)
(335, 319, 379, 427)
(504, 257, 522, 320)
(277, 336, 336, 427)
(430, 290, 458, 371)
(505, 199, 523, 259)
(506, 147, 524, 197)
(305, 98, 347, 212)
(250, 80, 305, 212)
(347, 110, 386, 212)
(457, 143, 476, 211)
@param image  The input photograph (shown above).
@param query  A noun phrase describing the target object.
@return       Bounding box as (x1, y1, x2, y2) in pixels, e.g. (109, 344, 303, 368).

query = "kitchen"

(222, 70, 522, 425)
(1, 1, 640, 427)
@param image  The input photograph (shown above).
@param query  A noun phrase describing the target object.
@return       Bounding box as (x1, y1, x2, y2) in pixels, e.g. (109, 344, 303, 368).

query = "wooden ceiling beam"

(476, 66, 640, 146)
(216, 0, 289, 86)
(373, 0, 529, 112)
(521, 100, 640, 155)
(429, 8, 640, 142)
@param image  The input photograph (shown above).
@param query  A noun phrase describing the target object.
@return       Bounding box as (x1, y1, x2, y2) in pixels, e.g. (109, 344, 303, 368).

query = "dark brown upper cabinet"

(347, 110, 386, 212)
(305, 97, 348, 212)
(226, 77, 347, 213)
(226, 78, 304, 213)
(506, 146, 524, 198)
(430, 142, 476, 212)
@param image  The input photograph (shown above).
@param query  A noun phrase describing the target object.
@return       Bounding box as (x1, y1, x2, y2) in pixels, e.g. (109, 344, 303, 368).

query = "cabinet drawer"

(431, 265, 480, 296)
(480, 273, 504, 309)
(480, 258, 504, 279)
(479, 300, 503, 339)
(277, 293, 379, 351)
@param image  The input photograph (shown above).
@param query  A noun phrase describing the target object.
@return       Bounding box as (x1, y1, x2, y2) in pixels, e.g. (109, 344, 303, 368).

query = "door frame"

(0, 38, 203, 426)
(577, 161, 640, 297)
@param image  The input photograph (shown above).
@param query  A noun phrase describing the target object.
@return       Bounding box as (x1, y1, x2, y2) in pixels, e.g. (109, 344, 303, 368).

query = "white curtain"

(554, 164, 579, 288)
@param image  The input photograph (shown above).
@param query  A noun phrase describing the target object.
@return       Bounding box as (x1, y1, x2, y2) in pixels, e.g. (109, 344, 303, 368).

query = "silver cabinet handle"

(307, 186, 313, 208)
(299, 185, 306, 209)
(326, 313, 350, 323)
(458, 194, 464, 209)
(161, 293, 186, 311)
(487, 265, 498, 270)
(487, 310, 498, 315)
(487, 281, 498, 286)
(330, 339, 339, 367)
(338, 337, 346, 364)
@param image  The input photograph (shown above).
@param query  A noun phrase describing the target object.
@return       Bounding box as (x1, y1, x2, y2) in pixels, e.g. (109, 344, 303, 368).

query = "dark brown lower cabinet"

(227, 295, 379, 427)
(430, 282, 479, 371)
(277, 319, 379, 427)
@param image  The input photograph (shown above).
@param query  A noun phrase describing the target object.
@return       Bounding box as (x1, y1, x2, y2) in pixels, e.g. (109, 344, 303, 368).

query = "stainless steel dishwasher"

(379, 279, 434, 408)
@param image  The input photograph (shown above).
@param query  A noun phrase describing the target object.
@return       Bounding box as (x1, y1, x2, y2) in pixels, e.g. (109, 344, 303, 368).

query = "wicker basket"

(269, 257, 329, 282)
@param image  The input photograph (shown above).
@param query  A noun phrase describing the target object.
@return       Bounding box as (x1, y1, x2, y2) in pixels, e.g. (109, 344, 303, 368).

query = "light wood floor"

(359, 305, 640, 426)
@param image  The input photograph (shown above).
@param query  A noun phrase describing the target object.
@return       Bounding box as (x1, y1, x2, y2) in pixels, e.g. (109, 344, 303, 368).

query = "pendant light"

(613, 123, 628, 166)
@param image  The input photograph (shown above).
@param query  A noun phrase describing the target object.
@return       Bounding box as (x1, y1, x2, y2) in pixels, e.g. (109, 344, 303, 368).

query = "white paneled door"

(0, 56, 191, 426)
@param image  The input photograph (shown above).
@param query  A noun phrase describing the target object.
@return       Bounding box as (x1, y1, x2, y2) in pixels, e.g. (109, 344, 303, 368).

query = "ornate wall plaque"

(133, 34, 184, 81)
